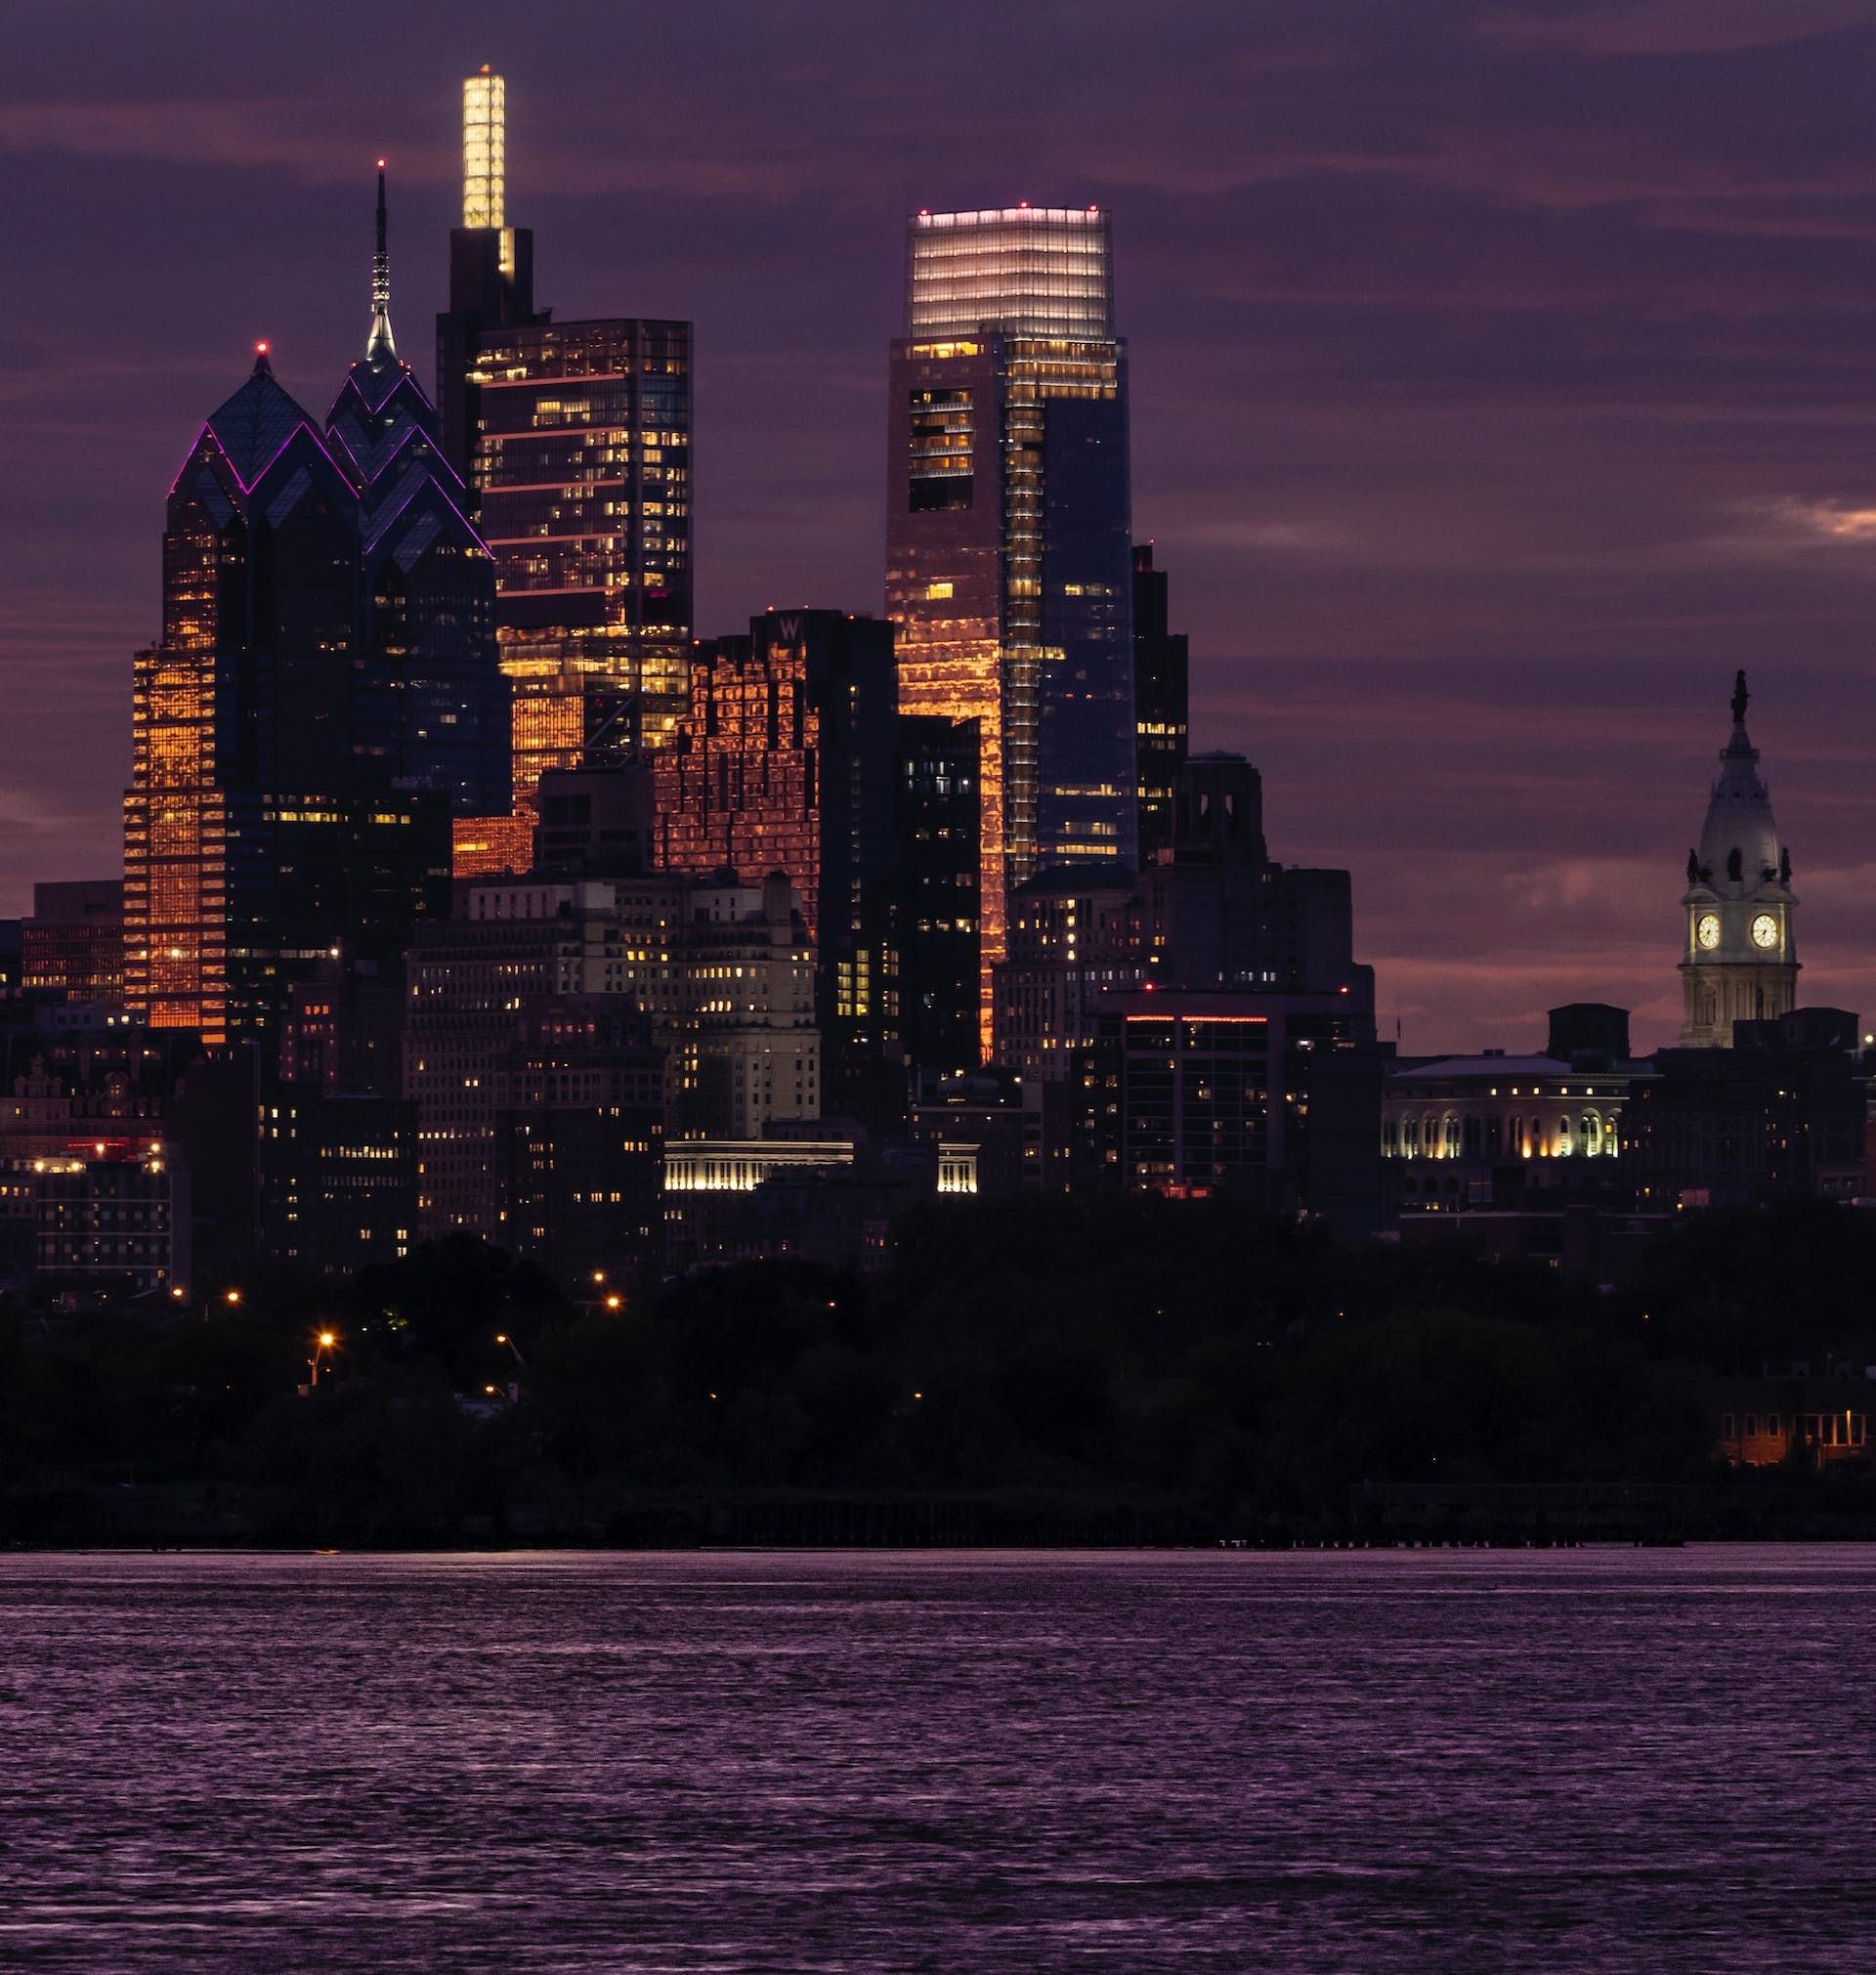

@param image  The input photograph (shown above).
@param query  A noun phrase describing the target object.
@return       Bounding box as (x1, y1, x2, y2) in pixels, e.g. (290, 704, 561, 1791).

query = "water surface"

(4, 1548, 1872, 1970)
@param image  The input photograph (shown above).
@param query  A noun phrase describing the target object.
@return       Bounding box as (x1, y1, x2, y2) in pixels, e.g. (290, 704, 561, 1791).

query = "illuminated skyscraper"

(886, 206, 1135, 1052)
(653, 610, 898, 1099)
(435, 70, 693, 814)
(124, 347, 448, 1046)
(326, 167, 509, 816)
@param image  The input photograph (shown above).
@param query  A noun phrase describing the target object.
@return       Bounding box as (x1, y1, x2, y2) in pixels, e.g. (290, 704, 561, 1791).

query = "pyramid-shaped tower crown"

(1695, 668, 1783, 892)
(206, 348, 311, 485)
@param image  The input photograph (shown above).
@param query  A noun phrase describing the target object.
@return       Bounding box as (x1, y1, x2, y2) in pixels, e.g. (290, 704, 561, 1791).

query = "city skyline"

(8, 2, 1876, 1052)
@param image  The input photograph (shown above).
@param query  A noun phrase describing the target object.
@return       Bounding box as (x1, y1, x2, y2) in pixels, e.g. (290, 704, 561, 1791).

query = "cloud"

(1481, 0, 1874, 58)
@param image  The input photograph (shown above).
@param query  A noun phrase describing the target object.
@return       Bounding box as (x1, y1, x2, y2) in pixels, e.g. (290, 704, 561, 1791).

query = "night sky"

(7, 0, 1875, 1052)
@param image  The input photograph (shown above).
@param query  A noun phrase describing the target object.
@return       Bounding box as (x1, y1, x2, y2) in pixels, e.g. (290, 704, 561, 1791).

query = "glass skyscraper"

(886, 206, 1135, 1054)
(436, 71, 693, 815)
(124, 347, 448, 1046)
(326, 167, 509, 818)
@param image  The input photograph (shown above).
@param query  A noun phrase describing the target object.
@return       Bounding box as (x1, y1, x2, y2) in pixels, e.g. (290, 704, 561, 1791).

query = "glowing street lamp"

(309, 1329, 338, 1388)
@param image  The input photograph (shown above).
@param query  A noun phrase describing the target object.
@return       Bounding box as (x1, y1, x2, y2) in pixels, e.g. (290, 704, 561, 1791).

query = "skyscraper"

(1131, 541, 1189, 866)
(124, 346, 448, 1045)
(435, 70, 694, 812)
(326, 167, 509, 817)
(652, 610, 898, 1095)
(886, 206, 1135, 1052)
(894, 716, 982, 1079)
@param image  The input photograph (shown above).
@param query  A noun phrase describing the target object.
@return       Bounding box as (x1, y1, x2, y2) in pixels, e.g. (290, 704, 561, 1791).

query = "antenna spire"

(365, 161, 397, 364)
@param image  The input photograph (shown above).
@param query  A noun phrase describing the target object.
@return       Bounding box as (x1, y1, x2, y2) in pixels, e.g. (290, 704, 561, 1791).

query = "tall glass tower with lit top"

(886, 206, 1134, 1054)
(436, 70, 693, 816)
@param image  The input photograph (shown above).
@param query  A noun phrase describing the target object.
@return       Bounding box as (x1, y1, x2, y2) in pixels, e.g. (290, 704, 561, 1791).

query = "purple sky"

(6, 0, 1875, 1052)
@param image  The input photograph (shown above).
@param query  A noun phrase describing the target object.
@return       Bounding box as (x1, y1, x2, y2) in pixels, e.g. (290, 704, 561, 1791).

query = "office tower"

(435, 70, 694, 812)
(886, 205, 1136, 1052)
(994, 751, 1375, 1079)
(1131, 542, 1188, 866)
(894, 716, 982, 1078)
(326, 168, 509, 817)
(260, 1090, 416, 1282)
(1678, 671, 1799, 1046)
(994, 868, 1139, 1081)
(1076, 990, 1383, 1235)
(654, 610, 897, 1092)
(124, 346, 449, 1046)
(21, 880, 125, 1006)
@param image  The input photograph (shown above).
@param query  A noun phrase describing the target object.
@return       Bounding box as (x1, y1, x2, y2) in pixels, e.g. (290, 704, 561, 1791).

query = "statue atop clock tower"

(1678, 669, 1798, 1046)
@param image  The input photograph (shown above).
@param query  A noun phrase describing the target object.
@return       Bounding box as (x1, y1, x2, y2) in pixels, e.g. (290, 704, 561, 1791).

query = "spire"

(365, 161, 397, 365)
(1731, 667, 1749, 729)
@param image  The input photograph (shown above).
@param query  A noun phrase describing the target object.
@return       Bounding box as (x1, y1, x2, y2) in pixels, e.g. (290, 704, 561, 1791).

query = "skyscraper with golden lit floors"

(1678, 670, 1799, 1046)
(436, 68, 693, 817)
(886, 207, 1136, 1055)
(122, 344, 448, 1048)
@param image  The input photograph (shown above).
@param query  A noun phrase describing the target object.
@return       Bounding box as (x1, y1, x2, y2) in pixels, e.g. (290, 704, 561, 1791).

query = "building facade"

(435, 71, 692, 810)
(325, 168, 509, 819)
(21, 880, 124, 1007)
(124, 347, 448, 1046)
(1074, 990, 1384, 1235)
(653, 610, 897, 1091)
(1679, 671, 1798, 1046)
(886, 206, 1135, 1048)
(403, 871, 817, 1240)
(992, 752, 1375, 1080)
(1131, 542, 1189, 867)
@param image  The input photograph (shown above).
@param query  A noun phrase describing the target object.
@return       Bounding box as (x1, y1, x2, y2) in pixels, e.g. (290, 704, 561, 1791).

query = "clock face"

(1751, 912, 1779, 950)
(1695, 913, 1721, 951)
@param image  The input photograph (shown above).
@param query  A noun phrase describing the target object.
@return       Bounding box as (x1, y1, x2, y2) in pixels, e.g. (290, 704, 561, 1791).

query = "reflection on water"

(5, 1548, 1874, 1971)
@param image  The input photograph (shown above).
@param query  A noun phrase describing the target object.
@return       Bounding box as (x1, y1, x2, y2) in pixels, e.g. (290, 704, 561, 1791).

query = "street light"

(224, 1287, 242, 1308)
(309, 1329, 338, 1387)
(495, 1331, 527, 1367)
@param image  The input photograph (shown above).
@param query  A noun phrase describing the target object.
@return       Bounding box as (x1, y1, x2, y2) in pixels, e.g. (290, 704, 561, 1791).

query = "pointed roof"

(1694, 668, 1783, 890)
(206, 346, 311, 484)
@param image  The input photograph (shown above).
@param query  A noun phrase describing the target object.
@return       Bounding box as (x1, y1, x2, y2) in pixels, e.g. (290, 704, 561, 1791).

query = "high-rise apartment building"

(1131, 542, 1189, 866)
(886, 206, 1136, 1052)
(435, 70, 694, 812)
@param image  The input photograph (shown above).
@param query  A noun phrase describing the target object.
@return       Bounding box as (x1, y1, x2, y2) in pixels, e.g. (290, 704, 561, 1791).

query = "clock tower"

(1678, 669, 1798, 1047)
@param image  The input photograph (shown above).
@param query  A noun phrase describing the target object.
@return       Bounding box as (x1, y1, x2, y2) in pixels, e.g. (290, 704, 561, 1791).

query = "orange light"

(317, 1330, 336, 1349)
(605, 1293, 622, 1311)
(224, 1288, 242, 1307)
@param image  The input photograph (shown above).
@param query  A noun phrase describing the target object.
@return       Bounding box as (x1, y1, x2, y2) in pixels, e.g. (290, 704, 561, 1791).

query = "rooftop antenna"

(365, 161, 397, 363)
